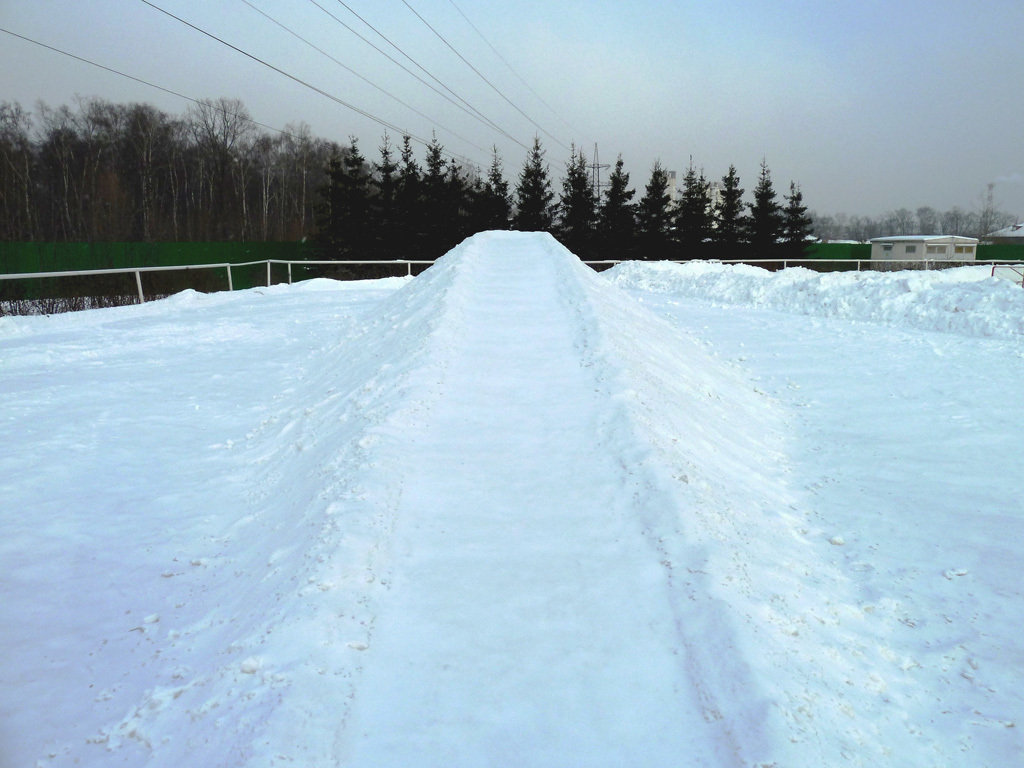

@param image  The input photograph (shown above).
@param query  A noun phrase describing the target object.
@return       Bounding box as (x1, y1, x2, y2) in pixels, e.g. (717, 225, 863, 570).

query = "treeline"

(812, 202, 1017, 243)
(317, 134, 814, 262)
(0, 97, 333, 243)
(1, 96, 815, 261)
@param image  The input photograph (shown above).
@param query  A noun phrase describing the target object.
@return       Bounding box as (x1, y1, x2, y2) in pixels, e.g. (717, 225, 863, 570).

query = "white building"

(869, 235, 978, 261)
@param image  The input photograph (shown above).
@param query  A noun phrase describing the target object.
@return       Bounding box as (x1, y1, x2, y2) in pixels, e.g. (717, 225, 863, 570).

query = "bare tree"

(185, 98, 255, 239)
(35, 102, 81, 239)
(941, 206, 972, 236)
(886, 207, 915, 235)
(0, 101, 36, 239)
(122, 103, 174, 240)
(916, 206, 938, 235)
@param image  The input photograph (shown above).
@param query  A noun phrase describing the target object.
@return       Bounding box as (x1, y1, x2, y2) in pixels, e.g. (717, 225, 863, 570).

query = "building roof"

(984, 223, 1024, 239)
(870, 235, 979, 244)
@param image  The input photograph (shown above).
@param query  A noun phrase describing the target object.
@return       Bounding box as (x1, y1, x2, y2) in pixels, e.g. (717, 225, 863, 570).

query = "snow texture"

(2, 232, 1021, 767)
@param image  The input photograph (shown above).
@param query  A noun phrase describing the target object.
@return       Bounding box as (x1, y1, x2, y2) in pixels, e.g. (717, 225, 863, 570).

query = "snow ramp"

(328, 230, 800, 766)
(71, 231, 882, 767)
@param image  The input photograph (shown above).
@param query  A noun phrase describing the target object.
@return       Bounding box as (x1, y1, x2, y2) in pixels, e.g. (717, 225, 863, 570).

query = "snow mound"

(607, 260, 1024, 338)
(290, 275, 411, 292)
(29, 245, 472, 766)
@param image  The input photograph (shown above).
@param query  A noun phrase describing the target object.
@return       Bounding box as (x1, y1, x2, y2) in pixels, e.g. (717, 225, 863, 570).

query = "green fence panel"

(0, 241, 316, 275)
(977, 244, 1024, 262)
(804, 242, 871, 260)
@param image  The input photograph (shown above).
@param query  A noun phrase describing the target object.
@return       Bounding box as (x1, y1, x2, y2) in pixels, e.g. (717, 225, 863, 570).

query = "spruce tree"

(316, 151, 345, 256)
(713, 164, 745, 256)
(394, 134, 422, 256)
(477, 146, 512, 231)
(675, 160, 714, 258)
(373, 133, 398, 259)
(636, 160, 674, 261)
(464, 171, 488, 235)
(598, 155, 636, 260)
(421, 133, 448, 256)
(514, 136, 554, 232)
(748, 159, 784, 259)
(444, 159, 471, 251)
(315, 136, 372, 259)
(556, 144, 596, 257)
(782, 181, 813, 259)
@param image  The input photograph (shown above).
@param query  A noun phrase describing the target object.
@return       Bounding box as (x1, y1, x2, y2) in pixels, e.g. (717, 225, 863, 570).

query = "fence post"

(266, 261, 271, 287)
(135, 270, 145, 304)
(227, 264, 233, 291)
(288, 262, 293, 285)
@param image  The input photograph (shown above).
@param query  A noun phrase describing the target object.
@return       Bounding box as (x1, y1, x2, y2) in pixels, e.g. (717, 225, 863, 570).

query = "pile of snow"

(607, 260, 1024, 338)
(2, 232, 1021, 767)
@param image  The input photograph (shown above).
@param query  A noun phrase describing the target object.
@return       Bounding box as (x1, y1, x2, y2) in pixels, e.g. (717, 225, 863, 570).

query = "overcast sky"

(2, 0, 1022, 219)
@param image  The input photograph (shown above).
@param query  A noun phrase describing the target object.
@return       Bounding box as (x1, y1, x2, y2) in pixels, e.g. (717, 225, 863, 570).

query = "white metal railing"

(0, 258, 435, 303)
(3, 257, 1023, 305)
(582, 258, 867, 270)
(586, 258, 1022, 271)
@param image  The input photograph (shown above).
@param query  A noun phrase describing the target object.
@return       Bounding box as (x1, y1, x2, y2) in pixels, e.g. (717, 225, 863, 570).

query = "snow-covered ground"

(2, 232, 1021, 767)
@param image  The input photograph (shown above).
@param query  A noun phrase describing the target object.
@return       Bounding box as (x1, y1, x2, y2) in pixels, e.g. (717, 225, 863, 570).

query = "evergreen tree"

(444, 159, 471, 251)
(421, 133, 448, 256)
(674, 160, 714, 258)
(597, 155, 636, 260)
(373, 133, 398, 259)
(477, 146, 512, 231)
(713, 164, 746, 255)
(315, 151, 345, 255)
(315, 136, 373, 258)
(513, 136, 554, 231)
(782, 181, 813, 258)
(636, 160, 674, 261)
(748, 159, 784, 259)
(464, 171, 488, 235)
(393, 134, 422, 256)
(556, 144, 596, 257)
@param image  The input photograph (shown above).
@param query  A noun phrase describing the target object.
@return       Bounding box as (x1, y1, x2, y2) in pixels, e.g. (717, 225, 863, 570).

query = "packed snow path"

(339, 234, 737, 764)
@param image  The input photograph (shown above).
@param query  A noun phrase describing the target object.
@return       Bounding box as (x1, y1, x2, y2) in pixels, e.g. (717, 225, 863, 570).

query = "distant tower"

(666, 170, 679, 203)
(590, 143, 610, 203)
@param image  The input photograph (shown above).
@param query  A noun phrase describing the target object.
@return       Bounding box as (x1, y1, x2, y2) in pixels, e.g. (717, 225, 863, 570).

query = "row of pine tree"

(316, 133, 814, 262)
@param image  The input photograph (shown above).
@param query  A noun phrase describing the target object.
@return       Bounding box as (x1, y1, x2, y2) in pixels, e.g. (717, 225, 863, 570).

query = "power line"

(305, 0, 522, 151)
(446, 0, 581, 138)
(2, 12, 550, 178)
(327, 0, 529, 152)
(138, 1, 489, 169)
(0, 26, 304, 141)
(400, 0, 571, 153)
(138, 0, 431, 147)
(238, 0, 484, 152)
